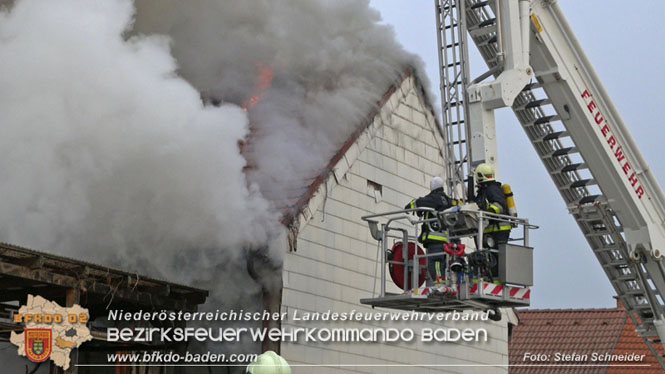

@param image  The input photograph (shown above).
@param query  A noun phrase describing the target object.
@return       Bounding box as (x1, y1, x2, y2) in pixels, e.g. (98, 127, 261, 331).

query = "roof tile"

(510, 306, 663, 373)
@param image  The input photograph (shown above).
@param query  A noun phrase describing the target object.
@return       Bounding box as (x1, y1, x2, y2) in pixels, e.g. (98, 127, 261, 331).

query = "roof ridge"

(516, 307, 624, 313)
(278, 67, 433, 227)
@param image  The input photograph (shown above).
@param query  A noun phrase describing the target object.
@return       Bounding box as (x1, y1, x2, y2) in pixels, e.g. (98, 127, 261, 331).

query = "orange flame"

(243, 63, 274, 112)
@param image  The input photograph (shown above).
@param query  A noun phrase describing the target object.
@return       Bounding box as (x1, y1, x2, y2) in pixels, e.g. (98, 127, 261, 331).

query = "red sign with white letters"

(581, 89, 644, 200)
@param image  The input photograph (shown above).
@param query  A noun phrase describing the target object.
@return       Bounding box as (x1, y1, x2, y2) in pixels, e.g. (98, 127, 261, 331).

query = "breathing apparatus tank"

(502, 184, 518, 217)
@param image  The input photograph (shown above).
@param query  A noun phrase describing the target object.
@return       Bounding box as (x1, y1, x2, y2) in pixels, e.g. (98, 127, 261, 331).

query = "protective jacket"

(475, 181, 511, 234)
(406, 187, 452, 243)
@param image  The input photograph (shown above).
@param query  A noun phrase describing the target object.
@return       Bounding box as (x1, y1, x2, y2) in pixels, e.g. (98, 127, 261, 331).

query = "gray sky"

(369, 0, 665, 309)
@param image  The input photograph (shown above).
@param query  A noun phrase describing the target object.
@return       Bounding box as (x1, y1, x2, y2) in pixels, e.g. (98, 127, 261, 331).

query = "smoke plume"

(0, 0, 424, 361)
(0, 0, 423, 273)
(131, 0, 422, 205)
(0, 0, 274, 283)
(0, 0, 425, 367)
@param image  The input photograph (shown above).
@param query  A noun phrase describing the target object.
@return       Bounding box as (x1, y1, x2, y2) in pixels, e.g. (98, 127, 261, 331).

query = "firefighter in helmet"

(246, 351, 291, 374)
(474, 163, 511, 248)
(404, 176, 452, 285)
(473, 163, 513, 282)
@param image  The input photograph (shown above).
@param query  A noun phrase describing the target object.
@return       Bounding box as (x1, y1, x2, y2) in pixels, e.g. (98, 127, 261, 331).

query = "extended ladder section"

(435, 0, 473, 200)
(465, 0, 665, 365)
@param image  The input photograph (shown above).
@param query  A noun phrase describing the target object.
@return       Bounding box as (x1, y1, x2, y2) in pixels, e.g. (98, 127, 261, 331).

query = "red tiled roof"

(510, 305, 664, 373)
(607, 312, 664, 374)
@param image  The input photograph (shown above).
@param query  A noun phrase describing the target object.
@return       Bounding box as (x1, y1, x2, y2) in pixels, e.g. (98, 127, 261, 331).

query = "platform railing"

(362, 207, 538, 297)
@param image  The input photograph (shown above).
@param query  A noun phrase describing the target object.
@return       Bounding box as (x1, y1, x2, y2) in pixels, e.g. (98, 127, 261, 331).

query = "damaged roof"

(0, 242, 208, 315)
(241, 66, 441, 227)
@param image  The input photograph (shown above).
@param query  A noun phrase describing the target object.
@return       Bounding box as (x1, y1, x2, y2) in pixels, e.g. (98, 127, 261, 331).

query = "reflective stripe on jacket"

(420, 231, 449, 243)
(483, 224, 512, 234)
(475, 181, 510, 234)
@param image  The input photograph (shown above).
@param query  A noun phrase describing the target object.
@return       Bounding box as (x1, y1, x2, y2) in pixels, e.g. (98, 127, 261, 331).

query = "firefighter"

(246, 351, 291, 374)
(474, 163, 511, 247)
(473, 163, 513, 283)
(404, 177, 452, 285)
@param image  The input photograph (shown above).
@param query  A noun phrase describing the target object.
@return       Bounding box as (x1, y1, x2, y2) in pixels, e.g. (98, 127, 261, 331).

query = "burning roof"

(0, 0, 429, 319)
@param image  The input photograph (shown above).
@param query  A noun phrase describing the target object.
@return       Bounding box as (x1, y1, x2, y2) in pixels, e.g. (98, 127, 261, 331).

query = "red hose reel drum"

(388, 241, 427, 289)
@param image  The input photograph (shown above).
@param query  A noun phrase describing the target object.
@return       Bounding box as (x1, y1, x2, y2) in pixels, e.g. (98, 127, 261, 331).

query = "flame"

(243, 63, 274, 112)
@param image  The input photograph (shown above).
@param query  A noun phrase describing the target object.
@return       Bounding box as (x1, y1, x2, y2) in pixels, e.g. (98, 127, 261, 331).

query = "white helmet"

(246, 351, 291, 374)
(430, 176, 444, 191)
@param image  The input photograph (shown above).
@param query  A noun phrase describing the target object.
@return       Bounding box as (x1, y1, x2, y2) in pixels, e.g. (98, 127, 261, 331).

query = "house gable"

(278, 71, 511, 371)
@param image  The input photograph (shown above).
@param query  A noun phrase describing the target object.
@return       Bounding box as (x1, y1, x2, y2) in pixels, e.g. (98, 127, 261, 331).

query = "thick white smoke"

(0, 0, 274, 285)
(0, 0, 424, 364)
(131, 0, 425, 207)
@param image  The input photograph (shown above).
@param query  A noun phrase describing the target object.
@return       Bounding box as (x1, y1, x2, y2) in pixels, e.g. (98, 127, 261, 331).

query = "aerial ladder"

(462, 0, 665, 366)
(359, 0, 537, 315)
(362, 0, 665, 367)
(360, 0, 537, 316)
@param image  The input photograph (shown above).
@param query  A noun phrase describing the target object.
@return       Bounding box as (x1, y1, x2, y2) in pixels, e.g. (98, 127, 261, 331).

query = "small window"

(367, 180, 383, 203)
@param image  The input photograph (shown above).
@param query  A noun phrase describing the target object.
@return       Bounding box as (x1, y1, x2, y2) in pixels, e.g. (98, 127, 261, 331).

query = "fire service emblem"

(25, 329, 52, 363)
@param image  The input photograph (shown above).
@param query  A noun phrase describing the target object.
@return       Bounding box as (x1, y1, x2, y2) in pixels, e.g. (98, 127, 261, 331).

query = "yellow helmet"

(246, 351, 291, 374)
(475, 163, 495, 183)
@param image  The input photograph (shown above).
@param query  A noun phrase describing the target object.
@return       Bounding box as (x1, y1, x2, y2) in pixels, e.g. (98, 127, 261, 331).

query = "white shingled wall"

(278, 75, 509, 374)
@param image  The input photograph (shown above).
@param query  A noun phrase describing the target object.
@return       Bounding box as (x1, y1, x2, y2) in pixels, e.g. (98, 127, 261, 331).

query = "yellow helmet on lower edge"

(475, 163, 495, 183)
(246, 351, 291, 374)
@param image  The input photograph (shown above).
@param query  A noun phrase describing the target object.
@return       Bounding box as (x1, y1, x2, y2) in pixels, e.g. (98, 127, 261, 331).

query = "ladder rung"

(486, 56, 499, 65)
(640, 318, 655, 326)
(575, 215, 604, 223)
(452, 140, 466, 145)
(603, 261, 629, 268)
(446, 62, 461, 68)
(561, 163, 587, 172)
(585, 231, 610, 237)
(596, 247, 623, 254)
(614, 275, 637, 282)
(445, 42, 461, 49)
(578, 195, 602, 205)
(445, 120, 464, 126)
(478, 35, 497, 47)
(444, 23, 459, 30)
(595, 246, 621, 253)
(630, 303, 653, 310)
(542, 131, 569, 141)
(570, 179, 596, 188)
(525, 98, 552, 109)
(448, 101, 464, 108)
(469, 25, 496, 38)
(533, 115, 560, 125)
(639, 310, 653, 318)
(471, 1, 490, 10)
(550, 147, 577, 157)
(476, 18, 496, 28)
